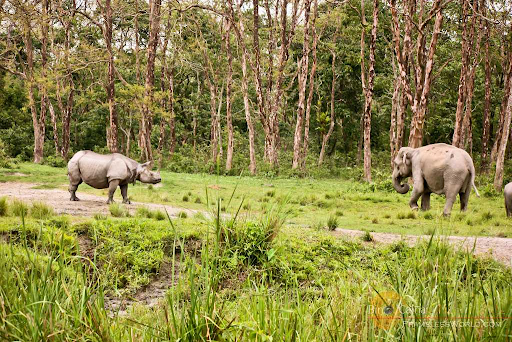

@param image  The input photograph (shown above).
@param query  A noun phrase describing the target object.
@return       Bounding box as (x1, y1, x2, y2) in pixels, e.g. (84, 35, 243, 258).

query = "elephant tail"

(471, 168, 480, 198)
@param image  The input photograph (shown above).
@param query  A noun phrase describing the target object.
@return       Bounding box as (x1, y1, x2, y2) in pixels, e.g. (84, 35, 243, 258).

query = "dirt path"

(0, 182, 198, 218)
(332, 228, 512, 267)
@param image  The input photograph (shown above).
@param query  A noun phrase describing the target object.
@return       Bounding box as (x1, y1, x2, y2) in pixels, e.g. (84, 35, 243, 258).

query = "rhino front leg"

(120, 184, 131, 204)
(107, 180, 120, 204)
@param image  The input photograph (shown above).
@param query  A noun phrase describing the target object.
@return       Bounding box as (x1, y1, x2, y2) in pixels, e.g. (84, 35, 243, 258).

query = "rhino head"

(137, 162, 162, 184)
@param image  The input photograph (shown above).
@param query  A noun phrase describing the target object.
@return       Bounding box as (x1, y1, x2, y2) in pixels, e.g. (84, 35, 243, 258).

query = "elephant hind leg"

(443, 187, 459, 217)
(421, 192, 431, 211)
(505, 198, 512, 217)
(459, 189, 471, 212)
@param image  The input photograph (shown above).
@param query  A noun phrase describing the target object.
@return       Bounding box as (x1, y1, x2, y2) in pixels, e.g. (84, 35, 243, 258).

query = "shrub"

(371, 218, 378, 224)
(153, 210, 166, 221)
(194, 197, 202, 204)
(177, 211, 188, 219)
(136, 207, 153, 218)
(182, 195, 189, 202)
(30, 202, 54, 219)
(481, 211, 493, 221)
(266, 190, 275, 197)
(423, 212, 434, 220)
(94, 213, 108, 220)
(0, 197, 8, 216)
(11, 199, 28, 217)
(109, 203, 127, 217)
(327, 216, 338, 231)
(361, 230, 373, 242)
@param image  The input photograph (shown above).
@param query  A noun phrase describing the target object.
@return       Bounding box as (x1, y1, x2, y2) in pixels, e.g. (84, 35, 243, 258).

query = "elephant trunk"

(392, 169, 410, 194)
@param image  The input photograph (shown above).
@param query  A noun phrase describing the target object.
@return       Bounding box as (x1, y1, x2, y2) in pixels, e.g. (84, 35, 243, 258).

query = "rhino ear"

(140, 161, 151, 169)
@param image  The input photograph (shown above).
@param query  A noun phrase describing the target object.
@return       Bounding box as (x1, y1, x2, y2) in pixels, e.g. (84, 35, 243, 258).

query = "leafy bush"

(0, 197, 8, 216)
(43, 155, 66, 167)
(30, 202, 54, 219)
(11, 199, 28, 217)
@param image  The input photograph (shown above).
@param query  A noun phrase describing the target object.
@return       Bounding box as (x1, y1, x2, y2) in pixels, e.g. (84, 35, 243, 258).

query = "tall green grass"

(0, 199, 511, 340)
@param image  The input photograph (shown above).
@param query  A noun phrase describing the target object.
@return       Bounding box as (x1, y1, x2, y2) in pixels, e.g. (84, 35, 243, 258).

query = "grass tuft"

(0, 197, 8, 216)
(327, 215, 338, 231)
(30, 202, 54, 219)
(177, 211, 188, 218)
(182, 195, 189, 202)
(11, 199, 28, 217)
(109, 203, 128, 217)
(361, 230, 373, 242)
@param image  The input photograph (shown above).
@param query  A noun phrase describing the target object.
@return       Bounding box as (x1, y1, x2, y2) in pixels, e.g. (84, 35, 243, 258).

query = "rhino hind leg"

(68, 169, 82, 201)
(107, 179, 120, 204)
(120, 184, 131, 204)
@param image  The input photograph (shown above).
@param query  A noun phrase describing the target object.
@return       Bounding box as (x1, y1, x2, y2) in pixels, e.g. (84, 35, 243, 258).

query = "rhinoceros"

(67, 150, 161, 204)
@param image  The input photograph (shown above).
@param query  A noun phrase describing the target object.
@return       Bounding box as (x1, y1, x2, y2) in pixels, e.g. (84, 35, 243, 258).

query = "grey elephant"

(392, 143, 479, 216)
(504, 183, 512, 217)
(67, 150, 161, 204)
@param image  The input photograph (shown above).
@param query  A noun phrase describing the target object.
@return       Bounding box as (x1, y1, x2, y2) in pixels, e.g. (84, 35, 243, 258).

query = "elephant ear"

(404, 149, 417, 165)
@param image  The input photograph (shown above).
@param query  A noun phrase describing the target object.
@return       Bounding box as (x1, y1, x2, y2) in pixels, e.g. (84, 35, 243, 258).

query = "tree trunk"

(225, 19, 234, 171)
(491, 52, 512, 162)
(319, 51, 337, 166)
(407, 1, 443, 148)
(292, 0, 312, 169)
(230, 0, 256, 174)
(494, 86, 512, 191)
(361, 0, 378, 182)
(301, 0, 318, 170)
(452, 0, 471, 147)
(481, 15, 492, 173)
(140, 0, 162, 163)
(101, 0, 118, 153)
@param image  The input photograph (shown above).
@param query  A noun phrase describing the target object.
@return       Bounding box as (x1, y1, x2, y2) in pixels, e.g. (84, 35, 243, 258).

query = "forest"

(1, 0, 511, 188)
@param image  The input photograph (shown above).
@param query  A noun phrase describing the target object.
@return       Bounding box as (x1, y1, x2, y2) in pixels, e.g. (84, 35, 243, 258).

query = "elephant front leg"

(409, 180, 424, 211)
(107, 180, 120, 204)
(120, 184, 131, 204)
(421, 192, 431, 211)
